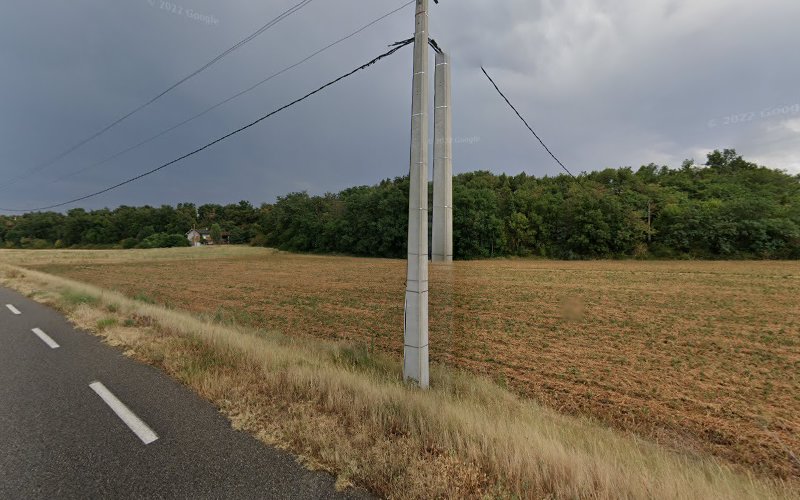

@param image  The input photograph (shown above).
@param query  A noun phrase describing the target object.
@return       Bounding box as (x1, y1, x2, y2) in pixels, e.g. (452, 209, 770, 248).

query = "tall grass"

(1, 263, 794, 499)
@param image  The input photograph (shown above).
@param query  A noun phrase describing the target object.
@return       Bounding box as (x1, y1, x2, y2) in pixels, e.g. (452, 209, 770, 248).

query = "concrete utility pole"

(432, 50, 453, 263)
(404, 0, 430, 388)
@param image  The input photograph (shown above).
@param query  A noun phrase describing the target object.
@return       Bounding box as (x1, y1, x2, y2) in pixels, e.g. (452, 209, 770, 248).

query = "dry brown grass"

(1, 256, 797, 499)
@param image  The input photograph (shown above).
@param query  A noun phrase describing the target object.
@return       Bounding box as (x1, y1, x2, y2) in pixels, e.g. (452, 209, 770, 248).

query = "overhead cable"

(4, 0, 415, 194)
(0, 39, 414, 213)
(481, 66, 577, 179)
(0, 0, 317, 191)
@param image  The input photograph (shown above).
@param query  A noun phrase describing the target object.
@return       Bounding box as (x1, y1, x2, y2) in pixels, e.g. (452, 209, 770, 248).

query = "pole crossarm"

(428, 38, 444, 54)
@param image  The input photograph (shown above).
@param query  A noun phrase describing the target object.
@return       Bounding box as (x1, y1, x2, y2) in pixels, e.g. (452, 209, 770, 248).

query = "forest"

(1, 150, 798, 259)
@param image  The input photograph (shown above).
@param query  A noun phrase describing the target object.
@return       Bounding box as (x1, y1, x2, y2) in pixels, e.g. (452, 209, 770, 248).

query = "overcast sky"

(1, 0, 799, 213)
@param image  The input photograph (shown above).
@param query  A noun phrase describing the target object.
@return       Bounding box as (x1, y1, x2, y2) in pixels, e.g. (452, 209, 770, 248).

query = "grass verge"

(1, 263, 795, 499)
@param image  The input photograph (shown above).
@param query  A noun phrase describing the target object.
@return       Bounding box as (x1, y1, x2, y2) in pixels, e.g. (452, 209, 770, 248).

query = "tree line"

(1, 150, 798, 259)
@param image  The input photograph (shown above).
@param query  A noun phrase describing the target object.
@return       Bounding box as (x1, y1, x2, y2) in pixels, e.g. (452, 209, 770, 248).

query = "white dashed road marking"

(5, 304, 21, 315)
(89, 381, 159, 445)
(31, 328, 60, 349)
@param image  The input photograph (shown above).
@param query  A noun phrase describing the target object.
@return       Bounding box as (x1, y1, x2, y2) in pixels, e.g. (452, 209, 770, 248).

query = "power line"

(481, 67, 577, 179)
(4, 0, 415, 195)
(0, 39, 415, 213)
(0, 0, 317, 191)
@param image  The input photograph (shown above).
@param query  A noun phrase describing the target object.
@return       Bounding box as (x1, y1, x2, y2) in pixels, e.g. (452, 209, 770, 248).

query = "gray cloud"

(1, 0, 798, 213)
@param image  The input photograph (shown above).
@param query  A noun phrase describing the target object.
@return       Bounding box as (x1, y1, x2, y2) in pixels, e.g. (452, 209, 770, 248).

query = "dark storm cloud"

(1, 0, 798, 213)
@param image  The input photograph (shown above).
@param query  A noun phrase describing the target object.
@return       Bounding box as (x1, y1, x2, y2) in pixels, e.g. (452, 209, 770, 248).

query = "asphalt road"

(0, 286, 367, 499)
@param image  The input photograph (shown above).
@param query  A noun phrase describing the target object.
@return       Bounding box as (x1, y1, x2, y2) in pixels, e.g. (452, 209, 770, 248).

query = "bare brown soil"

(27, 250, 800, 480)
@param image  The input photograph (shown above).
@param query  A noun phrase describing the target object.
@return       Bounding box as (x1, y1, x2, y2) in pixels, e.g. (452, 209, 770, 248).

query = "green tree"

(210, 223, 223, 244)
(1, 149, 797, 260)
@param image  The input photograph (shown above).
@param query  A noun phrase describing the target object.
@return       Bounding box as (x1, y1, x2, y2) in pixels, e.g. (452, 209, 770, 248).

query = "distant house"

(186, 229, 203, 247)
(186, 228, 230, 246)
